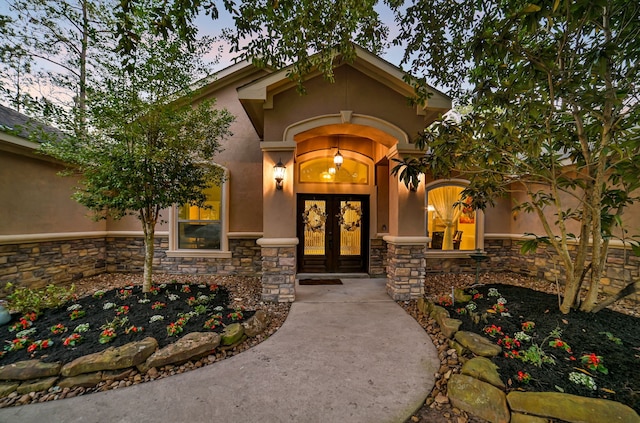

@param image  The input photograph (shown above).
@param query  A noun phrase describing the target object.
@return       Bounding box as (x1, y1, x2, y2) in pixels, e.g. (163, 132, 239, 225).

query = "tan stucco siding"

(0, 150, 105, 235)
(483, 197, 514, 234)
(264, 66, 430, 142)
(204, 73, 264, 233)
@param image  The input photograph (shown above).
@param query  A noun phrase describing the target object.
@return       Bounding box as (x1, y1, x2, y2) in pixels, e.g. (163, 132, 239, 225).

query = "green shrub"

(4, 283, 76, 315)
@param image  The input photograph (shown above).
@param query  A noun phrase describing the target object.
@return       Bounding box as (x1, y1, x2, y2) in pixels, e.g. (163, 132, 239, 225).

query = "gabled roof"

(0, 104, 63, 141)
(0, 105, 65, 158)
(236, 45, 452, 138)
(189, 60, 273, 104)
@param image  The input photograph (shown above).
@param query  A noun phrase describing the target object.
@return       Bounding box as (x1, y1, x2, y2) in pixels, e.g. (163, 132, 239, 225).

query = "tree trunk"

(142, 220, 155, 293)
(560, 271, 581, 314)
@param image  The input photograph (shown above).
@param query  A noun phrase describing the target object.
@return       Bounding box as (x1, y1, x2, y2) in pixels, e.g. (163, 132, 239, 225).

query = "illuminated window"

(426, 184, 476, 250)
(176, 183, 222, 250)
(299, 157, 368, 184)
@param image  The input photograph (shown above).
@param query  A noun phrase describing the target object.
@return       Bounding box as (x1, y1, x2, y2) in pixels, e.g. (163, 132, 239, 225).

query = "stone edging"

(417, 299, 640, 423)
(0, 311, 269, 405)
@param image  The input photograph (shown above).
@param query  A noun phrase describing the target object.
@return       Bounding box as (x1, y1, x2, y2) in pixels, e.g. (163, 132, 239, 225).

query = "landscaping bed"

(405, 272, 640, 423)
(0, 274, 290, 408)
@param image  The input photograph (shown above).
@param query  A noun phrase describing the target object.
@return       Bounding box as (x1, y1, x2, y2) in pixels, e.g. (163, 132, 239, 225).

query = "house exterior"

(1, 46, 638, 302)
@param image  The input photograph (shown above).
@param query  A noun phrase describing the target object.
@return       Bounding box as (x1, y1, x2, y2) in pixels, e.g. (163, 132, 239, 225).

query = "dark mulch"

(440, 283, 640, 413)
(0, 282, 254, 365)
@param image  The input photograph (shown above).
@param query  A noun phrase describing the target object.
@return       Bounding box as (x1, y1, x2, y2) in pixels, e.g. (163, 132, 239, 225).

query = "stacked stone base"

(385, 239, 426, 300)
(258, 241, 296, 303)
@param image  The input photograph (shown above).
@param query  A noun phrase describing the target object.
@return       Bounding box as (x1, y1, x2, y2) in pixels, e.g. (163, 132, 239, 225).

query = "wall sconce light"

(333, 149, 343, 170)
(409, 173, 423, 192)
(273, 159, 286, 190)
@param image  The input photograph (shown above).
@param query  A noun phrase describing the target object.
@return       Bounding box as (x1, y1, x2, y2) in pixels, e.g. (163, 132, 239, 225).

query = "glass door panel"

(339, 201, 362, 256)
(303, 200, 326, 256)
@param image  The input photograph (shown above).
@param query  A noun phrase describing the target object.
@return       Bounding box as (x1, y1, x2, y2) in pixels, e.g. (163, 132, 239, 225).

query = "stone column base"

(257, 238, 299, 303)
(383, 236, 428, 301)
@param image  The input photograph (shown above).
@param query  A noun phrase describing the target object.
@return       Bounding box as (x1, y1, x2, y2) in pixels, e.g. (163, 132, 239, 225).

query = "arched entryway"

(289, 113, 401, 275)
(258, 111, 435, 302)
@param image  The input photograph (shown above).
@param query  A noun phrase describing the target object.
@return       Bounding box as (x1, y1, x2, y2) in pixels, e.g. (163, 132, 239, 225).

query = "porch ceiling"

(294, 123, 396, 148)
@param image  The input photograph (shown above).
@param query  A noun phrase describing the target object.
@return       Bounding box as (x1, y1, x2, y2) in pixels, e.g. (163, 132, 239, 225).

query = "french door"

(297, 194, 369, 273)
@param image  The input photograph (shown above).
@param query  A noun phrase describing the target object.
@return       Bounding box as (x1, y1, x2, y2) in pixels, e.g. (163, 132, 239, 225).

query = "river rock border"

(417, 298, 640, 423)
(0, 311, 269, 406)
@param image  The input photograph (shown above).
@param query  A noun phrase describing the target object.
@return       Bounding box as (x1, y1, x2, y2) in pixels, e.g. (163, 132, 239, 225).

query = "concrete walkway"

(0, 278, 438, 423)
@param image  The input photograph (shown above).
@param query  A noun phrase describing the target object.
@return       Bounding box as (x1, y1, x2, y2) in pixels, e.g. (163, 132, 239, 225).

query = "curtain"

(430, 186, 463, 250)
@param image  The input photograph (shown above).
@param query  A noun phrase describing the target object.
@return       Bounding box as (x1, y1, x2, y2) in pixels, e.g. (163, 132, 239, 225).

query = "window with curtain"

(426, 185, 476, 250)
(176, 183, 223, 250)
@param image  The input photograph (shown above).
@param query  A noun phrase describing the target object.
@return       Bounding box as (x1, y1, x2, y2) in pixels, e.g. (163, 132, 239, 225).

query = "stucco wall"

(0, 149, 106, 236)
(198, 75, 264, 234)
(264, 65, 429, 142)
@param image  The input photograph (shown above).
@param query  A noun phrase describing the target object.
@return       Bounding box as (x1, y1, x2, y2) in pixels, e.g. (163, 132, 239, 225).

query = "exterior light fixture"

(409, 173, 424, 192)
(273, 159, 286, 190)
(333, 150, 343, 170)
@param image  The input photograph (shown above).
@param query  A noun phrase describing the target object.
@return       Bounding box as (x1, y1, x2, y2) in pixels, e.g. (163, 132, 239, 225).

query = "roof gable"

(237, 45, 451, 138)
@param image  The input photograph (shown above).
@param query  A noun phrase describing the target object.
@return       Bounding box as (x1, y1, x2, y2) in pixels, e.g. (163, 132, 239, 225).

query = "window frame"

(424, 179, 484, 255)
(166, 167, 231, 258)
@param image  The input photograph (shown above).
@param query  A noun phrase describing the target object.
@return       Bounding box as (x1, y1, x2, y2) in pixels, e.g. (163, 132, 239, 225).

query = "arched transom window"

(299, 157, 369, 184)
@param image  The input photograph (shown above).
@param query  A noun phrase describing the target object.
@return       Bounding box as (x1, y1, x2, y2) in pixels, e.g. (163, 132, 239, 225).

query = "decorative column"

(259, 141, 298, 303)
(383, 236, 428, 300)
(384, 143, 428, 301)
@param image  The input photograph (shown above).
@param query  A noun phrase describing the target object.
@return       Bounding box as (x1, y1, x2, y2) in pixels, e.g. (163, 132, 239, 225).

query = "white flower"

(149, 315, 164, 323)
(214, 306, 224, 312)
(67, 304, 82, 311)
(569, 372, 597, 390)
(167, 294, 179, 301)
(466, 302, 477, 311)
(514, 331, 531, 342)
(488, 288, 501, 297)
(16, 328, 37, 338)
(197, 295, 209, 304)
(159, 284, 167, 289)
(497, 297, 507, 305)
(74, 323, 90, 333)
(138, 298, 150, 304)
(198, 284, 207, 289)
(103, 302, 116, 310)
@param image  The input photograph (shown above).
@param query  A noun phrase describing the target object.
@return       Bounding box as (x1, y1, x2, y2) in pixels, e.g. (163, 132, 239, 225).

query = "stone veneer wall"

(0, 236, 262, 290)
(386, 243, 426, 300)
(426, 237, 640, 301)
(0, 238, 106, 289)
(369, 238, 387, 278)
(260, 246, 296, 302)
(105, 237, 262, 276)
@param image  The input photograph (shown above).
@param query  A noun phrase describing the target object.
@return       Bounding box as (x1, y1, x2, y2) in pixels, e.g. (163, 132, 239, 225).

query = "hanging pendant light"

(333, 149, 343, 170)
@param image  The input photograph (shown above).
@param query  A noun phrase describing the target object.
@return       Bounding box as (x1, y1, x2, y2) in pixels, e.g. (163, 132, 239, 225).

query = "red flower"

(116, 306, 130, 316)
(27, 343, 38, 353)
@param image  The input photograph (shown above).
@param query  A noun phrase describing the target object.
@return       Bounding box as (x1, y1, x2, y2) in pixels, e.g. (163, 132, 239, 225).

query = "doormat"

(298, 279, 343, 285)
